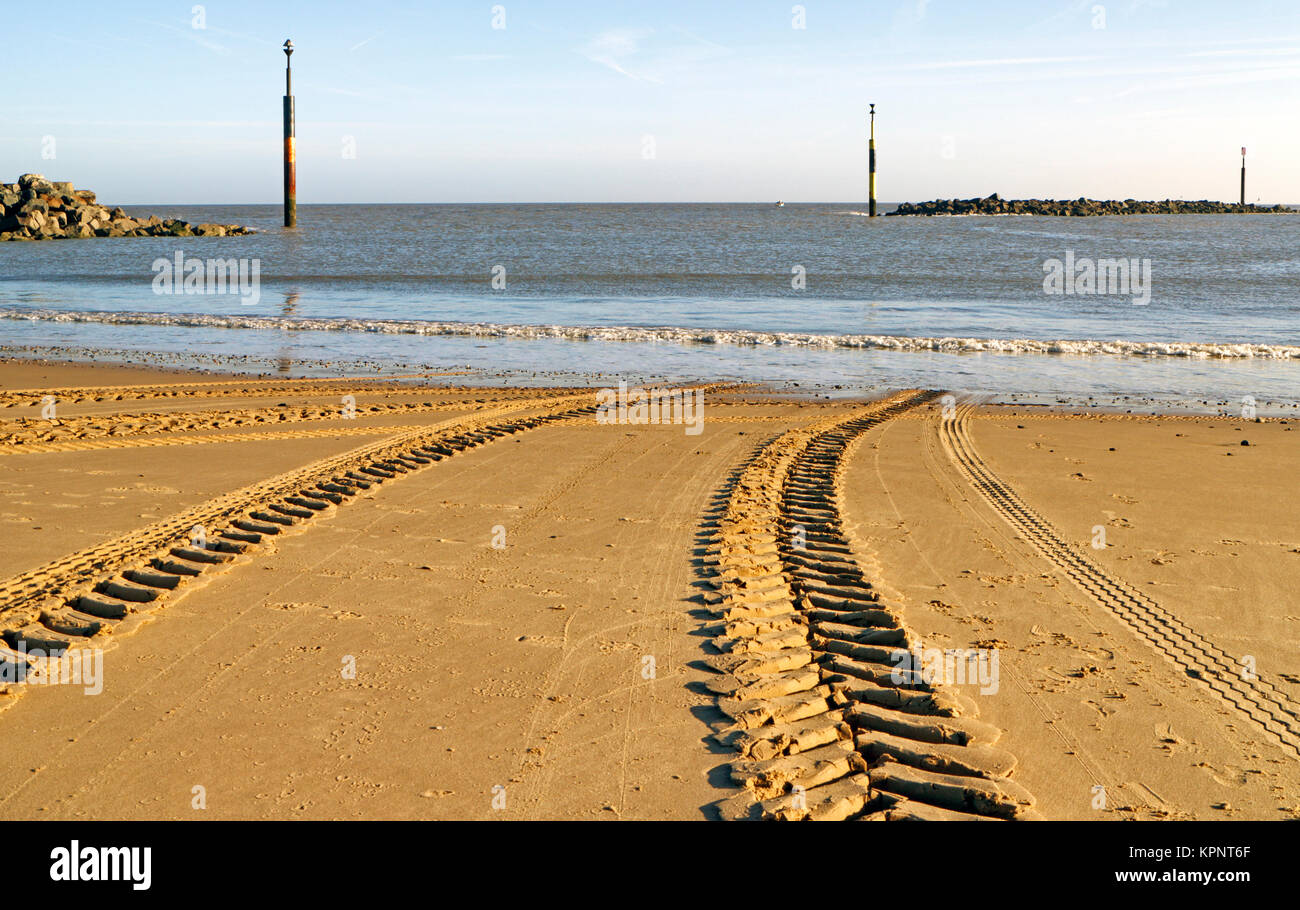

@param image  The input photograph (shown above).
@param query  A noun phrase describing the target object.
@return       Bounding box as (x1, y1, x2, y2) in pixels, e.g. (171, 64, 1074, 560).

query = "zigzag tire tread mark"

(699, 390, 1041, 821)
(0, 395, 599, 705)
(941, 404, 1300, 757)
(0, 398, 559, 450)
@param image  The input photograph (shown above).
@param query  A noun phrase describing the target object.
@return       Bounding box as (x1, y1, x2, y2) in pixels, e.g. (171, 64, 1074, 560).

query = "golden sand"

(0, 358, 1295, 820)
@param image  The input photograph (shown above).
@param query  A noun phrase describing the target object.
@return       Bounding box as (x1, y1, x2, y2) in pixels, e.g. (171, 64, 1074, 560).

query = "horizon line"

(106, 199, 1296, 207)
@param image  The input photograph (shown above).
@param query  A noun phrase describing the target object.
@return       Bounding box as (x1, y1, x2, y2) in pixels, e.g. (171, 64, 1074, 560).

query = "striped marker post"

(283, 39, 297, 228)
(869, 104, 877, 218)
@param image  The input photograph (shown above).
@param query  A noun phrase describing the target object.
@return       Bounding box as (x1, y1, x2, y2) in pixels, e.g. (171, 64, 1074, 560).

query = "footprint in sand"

(1085, 699, 1115, 717)
(517, 634, 563, 647)
(1043, 667, 1078, 685)
(1194, 761, 1249, 788)
(1156, 723, 1185, 751)
(1081, 644, 1115, 661)
(266, 602, 355, 618)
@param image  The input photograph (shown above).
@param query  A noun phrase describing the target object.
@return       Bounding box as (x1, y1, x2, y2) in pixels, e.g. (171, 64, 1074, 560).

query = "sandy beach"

(0, 357, 1296, 820)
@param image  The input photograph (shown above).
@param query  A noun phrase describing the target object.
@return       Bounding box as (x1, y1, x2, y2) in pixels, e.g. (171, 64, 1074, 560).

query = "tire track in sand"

(700, 390, 1041, 821)
(0, 423, 431, 456)
(940, 403, 1300, 757)
(0, 376, 555, 409)
(0, 398, 532, 451)
(0, 394, 599, 705)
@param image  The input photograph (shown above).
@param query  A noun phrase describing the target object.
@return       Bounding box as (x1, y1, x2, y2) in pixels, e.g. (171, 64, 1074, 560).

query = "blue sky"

(5, 1, 1299, 203)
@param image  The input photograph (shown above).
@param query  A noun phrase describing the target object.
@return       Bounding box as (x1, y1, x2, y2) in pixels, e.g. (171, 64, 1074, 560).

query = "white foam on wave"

(2, 307, 1296, 360)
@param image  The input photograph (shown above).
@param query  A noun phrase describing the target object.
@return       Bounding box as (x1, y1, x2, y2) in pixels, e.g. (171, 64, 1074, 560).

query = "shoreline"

(5, 307, 1297, 360)
(5, 347, 1298, 421)
(6, 331, 1300, 421)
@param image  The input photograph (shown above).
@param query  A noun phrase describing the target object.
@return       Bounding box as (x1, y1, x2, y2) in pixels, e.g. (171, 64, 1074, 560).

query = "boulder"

(15, 210, 46, 231)
(18, 173, 54, 195)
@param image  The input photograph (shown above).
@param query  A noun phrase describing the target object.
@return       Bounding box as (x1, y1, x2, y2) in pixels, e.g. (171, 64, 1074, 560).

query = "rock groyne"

(888, 193, 1292, 216)
(0, 174, 253, 241)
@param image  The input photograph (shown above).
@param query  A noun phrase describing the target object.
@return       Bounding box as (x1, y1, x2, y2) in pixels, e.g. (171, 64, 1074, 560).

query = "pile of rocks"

(0, 174, 253, 241)
(888, 192, 1293, 217)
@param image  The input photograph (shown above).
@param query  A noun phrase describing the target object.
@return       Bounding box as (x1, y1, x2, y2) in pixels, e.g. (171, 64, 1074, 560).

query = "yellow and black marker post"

(283, 39, 297, 228)
(868, 104, 877, 217)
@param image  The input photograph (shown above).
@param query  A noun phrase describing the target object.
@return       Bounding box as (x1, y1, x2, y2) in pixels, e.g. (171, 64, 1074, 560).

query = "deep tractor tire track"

(700, 390, 1041, 821)
(0, 398, 534, 453)
(940, 404, 1300, 757)
(0, 394, 600, 700)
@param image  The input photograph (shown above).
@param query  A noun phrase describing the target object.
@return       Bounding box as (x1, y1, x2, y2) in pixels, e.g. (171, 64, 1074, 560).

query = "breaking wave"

(2, 308, 1297, 360)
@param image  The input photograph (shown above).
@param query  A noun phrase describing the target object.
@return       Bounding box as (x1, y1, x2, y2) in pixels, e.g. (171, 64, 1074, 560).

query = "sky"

(4, 0, 1299, 203)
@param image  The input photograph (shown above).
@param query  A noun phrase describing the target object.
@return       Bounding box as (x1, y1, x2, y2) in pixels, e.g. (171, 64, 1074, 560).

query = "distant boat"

(775, 200, 785, 207)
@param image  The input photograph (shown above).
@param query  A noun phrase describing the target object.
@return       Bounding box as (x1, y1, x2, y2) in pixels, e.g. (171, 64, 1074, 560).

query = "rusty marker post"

(283, 39, 296, 228)
(869, 104, 877, 218)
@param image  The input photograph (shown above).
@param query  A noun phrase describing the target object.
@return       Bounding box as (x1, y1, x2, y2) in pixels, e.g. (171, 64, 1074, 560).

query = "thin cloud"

(1187, 47, 1300, 58)
(889, 0, 933, 36)
(577, 26, 731, 84)
(669, 25, 730, 53)
(580, 28, 663, 83)
(1114, 64, 1300, 97)
(900, 56, 1099, 70)
(897, 0, 931, 25)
